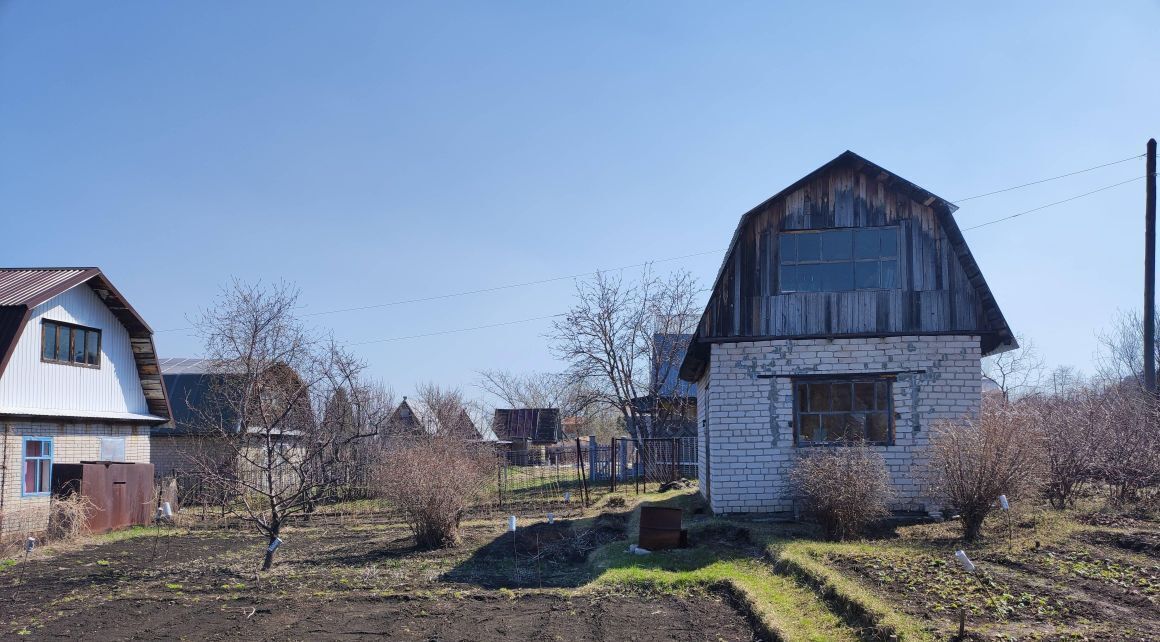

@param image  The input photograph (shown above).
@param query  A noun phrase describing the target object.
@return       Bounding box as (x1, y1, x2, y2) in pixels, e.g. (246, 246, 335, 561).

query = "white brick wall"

(1, 420, 151, 536)
(699, 335, 981, 514)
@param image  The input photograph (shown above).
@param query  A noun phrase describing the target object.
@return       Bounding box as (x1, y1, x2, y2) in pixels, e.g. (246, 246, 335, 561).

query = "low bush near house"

(46, 494, 94, 542)
(789, 445, 893, 541)
(376, 437, 495, 548)
(929, 400, 1042, 541)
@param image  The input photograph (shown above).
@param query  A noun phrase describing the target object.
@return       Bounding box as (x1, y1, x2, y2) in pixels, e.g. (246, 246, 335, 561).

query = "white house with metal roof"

(0, 268, 170, 536)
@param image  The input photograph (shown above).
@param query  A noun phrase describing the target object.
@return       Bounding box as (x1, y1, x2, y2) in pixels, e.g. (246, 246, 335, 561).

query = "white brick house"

(679, 152, 1015, 515)
(0, 268, 170, 535)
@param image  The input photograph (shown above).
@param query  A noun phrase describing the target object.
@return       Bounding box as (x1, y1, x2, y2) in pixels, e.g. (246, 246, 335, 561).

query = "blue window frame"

(22, 437, 53, 496)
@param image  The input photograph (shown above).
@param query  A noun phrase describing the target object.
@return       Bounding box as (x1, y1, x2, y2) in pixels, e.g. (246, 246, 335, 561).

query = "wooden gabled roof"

(678, 151, 1016, 382)
(0, 267, 171, 421)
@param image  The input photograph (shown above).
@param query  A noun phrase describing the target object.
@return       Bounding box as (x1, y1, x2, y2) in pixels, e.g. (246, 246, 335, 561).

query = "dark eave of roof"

(678, 151, 1017, 382)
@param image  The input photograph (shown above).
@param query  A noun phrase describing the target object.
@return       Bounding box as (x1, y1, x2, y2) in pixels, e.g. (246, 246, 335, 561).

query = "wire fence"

(156, 436, 698, 523)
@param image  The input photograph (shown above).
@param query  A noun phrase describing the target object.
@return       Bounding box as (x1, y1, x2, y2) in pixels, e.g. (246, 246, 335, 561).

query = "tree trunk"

(962, 512, 985, 542)
(262, 526, 280, 571)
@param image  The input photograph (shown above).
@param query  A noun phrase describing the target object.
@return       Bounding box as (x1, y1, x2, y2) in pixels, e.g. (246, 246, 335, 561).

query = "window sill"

(795, 441, 893, 448)
(40, 358, 101, 369)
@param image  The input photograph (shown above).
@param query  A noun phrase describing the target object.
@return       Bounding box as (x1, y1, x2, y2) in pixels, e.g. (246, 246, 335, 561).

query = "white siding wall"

(0, 285, 148, 416)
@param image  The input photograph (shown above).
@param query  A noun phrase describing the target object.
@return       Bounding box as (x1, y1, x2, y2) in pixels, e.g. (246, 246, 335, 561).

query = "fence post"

(497, 449, 504, 510)
(672, 438, 679, 482)
(609, 437, 616, 493)
(587, 435, 597, 483)
(575, 438, 590, 508)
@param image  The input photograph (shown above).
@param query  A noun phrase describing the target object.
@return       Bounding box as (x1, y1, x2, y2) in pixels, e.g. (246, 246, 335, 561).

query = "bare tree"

(476, 369, 600, 438)
(1095, 307, 1160, 387)
(983, 333, 1044, 401)
(549, 268, 700, 443)
(412, 382, 480, 439)
(190, 280, 387, 570)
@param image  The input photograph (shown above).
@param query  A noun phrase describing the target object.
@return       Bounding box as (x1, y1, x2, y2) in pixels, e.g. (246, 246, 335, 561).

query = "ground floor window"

(793, 378, 893, 445)
(23, 437, 53, 495)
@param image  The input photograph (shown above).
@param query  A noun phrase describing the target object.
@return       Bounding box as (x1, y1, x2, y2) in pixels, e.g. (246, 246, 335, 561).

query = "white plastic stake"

(954, 550, 976, 573)
(508, 515, 517, 532)
(998, 495, 1009, 510)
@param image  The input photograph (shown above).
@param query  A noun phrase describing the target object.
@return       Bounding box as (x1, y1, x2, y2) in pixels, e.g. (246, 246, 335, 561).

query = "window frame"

(40, 319, 101, 368)
(778, 226, 900, 293)
(22, 436, 54, 497)
(792, 376, 895, 447)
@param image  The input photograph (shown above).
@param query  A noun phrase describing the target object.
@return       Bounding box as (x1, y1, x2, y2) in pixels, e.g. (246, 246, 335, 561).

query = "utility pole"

(1146, 138, 1157, 394)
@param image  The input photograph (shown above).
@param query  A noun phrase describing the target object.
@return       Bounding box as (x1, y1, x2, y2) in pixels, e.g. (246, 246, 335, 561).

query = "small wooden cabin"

(678, 151, 1014, 515)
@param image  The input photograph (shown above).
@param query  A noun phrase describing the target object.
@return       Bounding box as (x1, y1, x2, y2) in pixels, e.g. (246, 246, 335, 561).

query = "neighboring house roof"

(493, 408, 562, 443)
(388, 398, 427, 436)
(157, 357, 312, 437)
(679, 151, 1017, 382)
(158, 358, 227, 435)
(653, 333, 695, 399)
(0, 267, 171, 421)
(446, 408, 483, 440)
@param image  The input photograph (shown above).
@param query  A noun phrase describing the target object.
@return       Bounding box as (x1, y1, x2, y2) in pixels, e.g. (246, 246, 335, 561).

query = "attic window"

(779, 227, 899, 292)
(41, 320, 101, 367)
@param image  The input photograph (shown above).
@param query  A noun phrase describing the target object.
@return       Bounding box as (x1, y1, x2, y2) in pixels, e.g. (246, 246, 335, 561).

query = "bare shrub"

(1020, 392, 1096, 509)
(789, 445, 893, 541)
(377, 437, 495, 548)
(928, 400, 1042, 541)
(1089, 385, 1160, 504)
(45, 494, 94, 542)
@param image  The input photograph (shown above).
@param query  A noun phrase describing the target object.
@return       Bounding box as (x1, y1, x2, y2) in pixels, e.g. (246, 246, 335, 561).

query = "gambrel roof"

(0, 267, 171, 420)
(679, 151, 1016, 382)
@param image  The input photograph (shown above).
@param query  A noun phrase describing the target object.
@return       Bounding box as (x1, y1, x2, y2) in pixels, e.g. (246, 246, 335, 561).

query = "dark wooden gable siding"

(699, 166, 989, 341)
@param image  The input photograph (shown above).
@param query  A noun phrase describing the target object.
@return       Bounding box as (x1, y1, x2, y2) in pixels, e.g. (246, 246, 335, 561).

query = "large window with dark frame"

(778, 226, 899, 292)
(41, 320, 101, 367)
(794, 378, 894, 445)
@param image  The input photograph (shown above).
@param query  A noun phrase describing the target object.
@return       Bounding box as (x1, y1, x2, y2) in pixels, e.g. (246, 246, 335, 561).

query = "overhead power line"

(951, 153, 1144, 203)
(343, 313, 565, 346)
(153, 248, 724, 333)
(153, 151, 1146, 337)
(961, 175, 1146, 232)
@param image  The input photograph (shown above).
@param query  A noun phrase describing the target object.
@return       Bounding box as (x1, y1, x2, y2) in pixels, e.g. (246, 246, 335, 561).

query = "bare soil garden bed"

(27, 592, 761, 641)
(1, 512, 762, 640)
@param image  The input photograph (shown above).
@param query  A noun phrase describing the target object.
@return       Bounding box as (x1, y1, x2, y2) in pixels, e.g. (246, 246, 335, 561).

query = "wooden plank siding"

(697, 166, 989, 342)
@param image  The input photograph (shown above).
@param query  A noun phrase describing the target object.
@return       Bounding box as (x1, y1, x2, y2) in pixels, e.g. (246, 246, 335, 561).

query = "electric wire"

(960, 175, 1147, 232)
(951, 153, 1144, 203)
(152, 152, 1149, 341)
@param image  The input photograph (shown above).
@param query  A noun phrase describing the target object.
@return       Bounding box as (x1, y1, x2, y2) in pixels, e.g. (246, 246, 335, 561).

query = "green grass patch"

(592, 544, 858, 642)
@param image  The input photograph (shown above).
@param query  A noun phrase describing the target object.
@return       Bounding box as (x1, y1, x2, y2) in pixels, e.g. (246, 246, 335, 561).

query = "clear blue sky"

(2, 2, 1158, 397)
